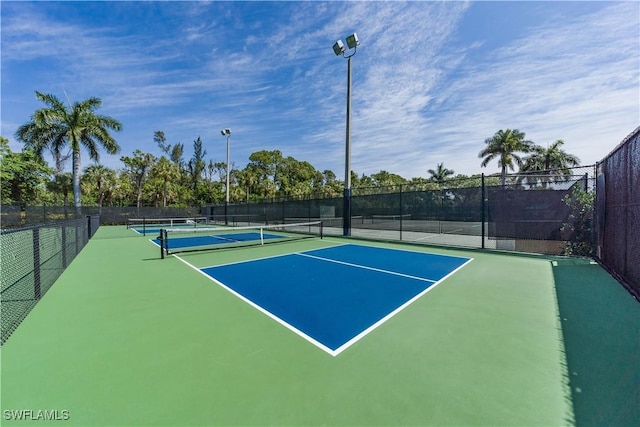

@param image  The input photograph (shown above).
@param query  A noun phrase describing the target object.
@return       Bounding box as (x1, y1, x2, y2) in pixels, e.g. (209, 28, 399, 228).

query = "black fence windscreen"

(596, 127, 639, 298)
(0, 216, 99, 345)
(487, 188, 573, 240)
(202, 167, 595, 252)
(1, 206, 201, 228)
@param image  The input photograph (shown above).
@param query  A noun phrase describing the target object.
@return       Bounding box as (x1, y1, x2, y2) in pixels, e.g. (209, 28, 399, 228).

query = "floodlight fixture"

(220, 128, 232, 224)
(346, 33, 359, 49)
(332, 32, 361, 236)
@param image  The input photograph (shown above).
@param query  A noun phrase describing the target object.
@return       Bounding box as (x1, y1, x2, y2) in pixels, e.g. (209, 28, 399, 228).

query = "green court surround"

(1, 226, 637, 426)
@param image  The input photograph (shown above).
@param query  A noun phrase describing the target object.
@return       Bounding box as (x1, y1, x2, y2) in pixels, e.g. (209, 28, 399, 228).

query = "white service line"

(200, 242, 350, 270)
(295, 252, 437, 284)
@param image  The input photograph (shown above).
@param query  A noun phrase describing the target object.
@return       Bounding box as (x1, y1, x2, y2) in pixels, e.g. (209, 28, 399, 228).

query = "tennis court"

(189, 243, 471, 355)
(1, 225, 637, 426)
(127, 216, 210, 236)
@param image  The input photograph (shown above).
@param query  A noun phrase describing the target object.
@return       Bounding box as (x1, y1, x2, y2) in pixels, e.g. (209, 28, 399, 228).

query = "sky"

(1, 0, 639, 180)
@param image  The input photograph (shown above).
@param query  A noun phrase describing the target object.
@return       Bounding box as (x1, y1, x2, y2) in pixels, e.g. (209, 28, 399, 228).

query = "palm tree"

(519, 140, 580, 186)
(16, 121, 71, 176)
(427, 163, 455, 184)
(48, 172, 73, 208)
(478, 129, 533, 186)
(15, 91, 122, 215)
(83, 164, 116, 207)
(151, 157, 180, 207)
(121, 150, 157, 209)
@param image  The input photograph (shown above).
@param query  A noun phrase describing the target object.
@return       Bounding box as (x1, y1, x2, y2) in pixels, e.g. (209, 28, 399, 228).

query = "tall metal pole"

(225, 133, 230, 225)
(343, 55, 352, 236)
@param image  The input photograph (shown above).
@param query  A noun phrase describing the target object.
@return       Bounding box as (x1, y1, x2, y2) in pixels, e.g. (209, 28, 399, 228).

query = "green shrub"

(561, 187, 595, 257)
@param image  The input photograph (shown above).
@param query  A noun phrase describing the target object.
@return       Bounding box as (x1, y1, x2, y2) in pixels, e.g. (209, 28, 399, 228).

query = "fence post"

(481, 173, 486, 249)
(399, 185, 403, 241)
(33, 228, 41, 300)
(75, 220, 80, 257)
(61, 224, 68, 268)
(281, 199, 286, 224)
(343, 188, 351, 237)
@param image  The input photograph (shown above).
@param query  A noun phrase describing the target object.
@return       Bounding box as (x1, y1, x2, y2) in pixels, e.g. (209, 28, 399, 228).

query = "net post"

(164, 229, 169, 256)
(320, 221, 324, 239)
(260, 227, 264, 245)
(143, 217, 146, 236)
(160, 228, 165, 259)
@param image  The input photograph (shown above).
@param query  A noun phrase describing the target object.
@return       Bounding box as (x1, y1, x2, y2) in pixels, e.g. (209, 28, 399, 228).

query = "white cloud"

(2, 1, 638, 180)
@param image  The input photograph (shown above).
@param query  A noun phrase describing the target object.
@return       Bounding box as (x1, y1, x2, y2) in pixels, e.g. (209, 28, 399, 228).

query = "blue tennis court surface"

(153, 232, 282, 249)
(199, 244, 472, 355)
(131, 225, 200, 235)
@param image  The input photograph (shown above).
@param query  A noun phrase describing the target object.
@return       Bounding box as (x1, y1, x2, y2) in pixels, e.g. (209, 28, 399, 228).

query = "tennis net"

(283, 216, 364, 228)
(158, 221, 323, 257)
(371, 214, 411, 224)
(127, 217, 209, 236)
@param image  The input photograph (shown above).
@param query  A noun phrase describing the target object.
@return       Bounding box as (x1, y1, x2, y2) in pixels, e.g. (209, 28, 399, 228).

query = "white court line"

(172, 254, 339, 356)
(331, 256, 474, 355)
(172, 245, 473, 357)
(295, 252, 437, 284)
(408, 233, 439, 242)
(322, 238, 472, 260)
(199, 243, 350, 270)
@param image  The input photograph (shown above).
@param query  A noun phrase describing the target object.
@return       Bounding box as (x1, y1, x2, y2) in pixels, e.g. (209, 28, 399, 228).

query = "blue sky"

(2, 1, 638, 180)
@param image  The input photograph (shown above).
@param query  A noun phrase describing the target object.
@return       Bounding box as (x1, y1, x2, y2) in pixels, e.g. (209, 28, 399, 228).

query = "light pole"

(220, 128, 231, 225)
(333, 33, 359, 236)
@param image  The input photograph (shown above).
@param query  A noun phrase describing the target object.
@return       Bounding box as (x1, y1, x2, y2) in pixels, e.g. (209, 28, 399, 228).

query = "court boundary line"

(295, 252, 437, 283)
(323, 238, 473, 260)
(149, 231, 296, 254)
(172, 244, 473, 357)
(198, 243, 349, 270)
(172, 254, 339, 356)
(331, 256, 473, 355)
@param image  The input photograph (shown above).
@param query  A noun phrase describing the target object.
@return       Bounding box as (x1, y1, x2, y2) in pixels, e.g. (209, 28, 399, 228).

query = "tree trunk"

(72, 148, 82, 217)
(97, 181, 103, 207)
(163, 179, 168, 208)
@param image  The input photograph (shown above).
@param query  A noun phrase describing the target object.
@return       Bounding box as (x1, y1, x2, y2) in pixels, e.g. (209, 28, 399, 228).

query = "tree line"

(2, 92, 582, 211)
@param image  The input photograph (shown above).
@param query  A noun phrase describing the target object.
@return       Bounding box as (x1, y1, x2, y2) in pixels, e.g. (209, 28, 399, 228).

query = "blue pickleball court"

(153, 231, 283, 250)
(201, 244, 472, 355)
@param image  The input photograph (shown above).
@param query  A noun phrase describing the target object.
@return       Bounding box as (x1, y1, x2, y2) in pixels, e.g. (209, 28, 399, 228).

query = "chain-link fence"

(202, 166, 597, 254)
(595, 126, 639, 298)
(1, 206, 202, 228)
(0, 216, 99, 345)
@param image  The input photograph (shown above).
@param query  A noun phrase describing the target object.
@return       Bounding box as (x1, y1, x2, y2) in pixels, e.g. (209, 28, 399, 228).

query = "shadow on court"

(552, 258, 639, 427)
